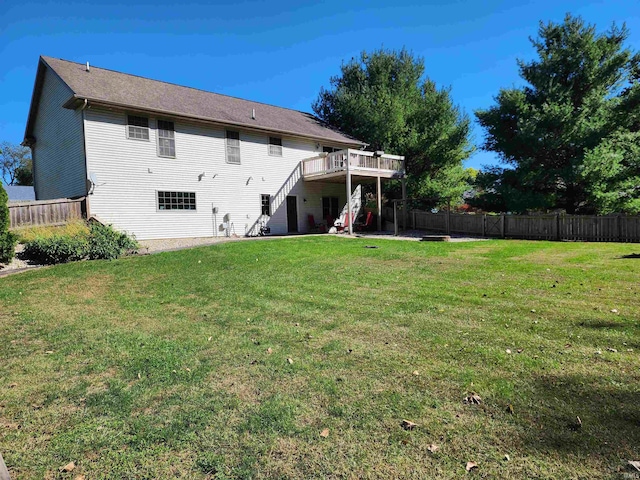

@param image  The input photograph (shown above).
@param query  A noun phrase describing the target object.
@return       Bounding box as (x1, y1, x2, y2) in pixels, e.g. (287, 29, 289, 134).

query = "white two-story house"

(23, 56, 405, 240)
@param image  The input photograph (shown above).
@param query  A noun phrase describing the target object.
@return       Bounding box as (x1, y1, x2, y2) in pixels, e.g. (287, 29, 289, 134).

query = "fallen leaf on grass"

(629, 461, 640, 472)
(506, 404, 514, 414)
(60, 461, 75, 472)
(504, 454, 510, 461)
(45, 350, 54, 354)
(506, 349, 512, 354)
(267, 348, 273, 354)
(427, 444, 439, 453)
(401, 419, 418, 430)
(287, 358, 293, 364)
(208, 336, 212, 342)
(466, 461, 478, 472)
(8, 383, 17, 388)
(611, 309, 619, 314)
(412, 370, 420, 376)
(75, 475, 86, 480)
(464, 393, 482, 405)
(320, 428, 330, 438)
(607, 347, 618, 353)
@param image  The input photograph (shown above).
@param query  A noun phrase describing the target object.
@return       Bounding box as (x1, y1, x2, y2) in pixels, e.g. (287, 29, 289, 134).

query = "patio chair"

(355, 211, 374, 232)
(308, 214, 323, 233)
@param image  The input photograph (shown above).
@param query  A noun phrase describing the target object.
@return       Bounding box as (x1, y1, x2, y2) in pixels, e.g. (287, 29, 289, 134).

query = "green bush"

(0, 183, 16, 264)
(87, 222, 138, 260)
(23, 234, 89, 265)
(22, 221, 137, 265)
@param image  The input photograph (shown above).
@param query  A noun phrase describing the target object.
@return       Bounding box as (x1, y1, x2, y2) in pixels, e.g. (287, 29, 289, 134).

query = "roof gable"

(26, 56, 364, 146)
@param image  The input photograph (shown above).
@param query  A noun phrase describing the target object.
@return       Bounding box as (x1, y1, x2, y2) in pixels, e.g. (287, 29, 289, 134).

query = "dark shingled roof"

(29, 56, 364, 146)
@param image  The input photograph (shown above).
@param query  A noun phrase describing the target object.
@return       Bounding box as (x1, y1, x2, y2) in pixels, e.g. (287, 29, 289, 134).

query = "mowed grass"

(1, 237, 639, 479)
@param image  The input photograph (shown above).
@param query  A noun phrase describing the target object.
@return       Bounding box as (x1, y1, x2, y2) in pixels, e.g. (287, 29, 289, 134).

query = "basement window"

(226, 130, 241, 164)
(157, 120, 176, 157)
(268, 137, 282, 157)
(127, 115, 149, 140)
(157, 191, 196, 211)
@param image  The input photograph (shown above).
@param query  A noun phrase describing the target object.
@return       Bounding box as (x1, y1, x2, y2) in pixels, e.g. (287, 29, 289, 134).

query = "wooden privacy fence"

(9, 198, 85, 229)
(383, 207, 640, 242)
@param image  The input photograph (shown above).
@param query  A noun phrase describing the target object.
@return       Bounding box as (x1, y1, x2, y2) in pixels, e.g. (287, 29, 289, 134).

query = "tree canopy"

(1, 141, 33, 186)
(313, 48, 473, 207)
(474, 14, 639, 214)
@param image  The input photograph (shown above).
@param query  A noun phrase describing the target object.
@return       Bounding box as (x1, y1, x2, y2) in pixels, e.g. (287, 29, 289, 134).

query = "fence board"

(381, 208, 640, 243)
(8, 198, 85, 229)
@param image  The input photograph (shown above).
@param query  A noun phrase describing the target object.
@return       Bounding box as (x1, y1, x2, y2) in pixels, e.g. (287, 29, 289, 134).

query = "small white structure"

(23, 56, 405, 239)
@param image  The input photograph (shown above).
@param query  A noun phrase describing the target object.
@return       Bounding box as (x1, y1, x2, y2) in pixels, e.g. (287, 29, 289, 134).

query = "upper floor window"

(157, 120, 176, 157)
(127, 115, 149, 140)
(268, 137, 282, 157)
(226, 130, 241, 164)
(323, 146, 341, 153)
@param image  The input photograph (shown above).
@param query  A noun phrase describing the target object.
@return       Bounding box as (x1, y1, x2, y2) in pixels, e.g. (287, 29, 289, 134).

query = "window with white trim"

(226, 130, 241, 164)
(127, 115, 149, 140)
(157, 120, 176, 157)
(261, 194, 271, 216)
(323, 146, 340, 153)
(157, 191, 196, 211)
(268, 137, 282, 157)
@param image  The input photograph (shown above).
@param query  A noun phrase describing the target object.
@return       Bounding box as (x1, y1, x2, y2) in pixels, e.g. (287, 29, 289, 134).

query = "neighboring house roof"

(5, 185, 36, 203)
(24, 56, 365, 147)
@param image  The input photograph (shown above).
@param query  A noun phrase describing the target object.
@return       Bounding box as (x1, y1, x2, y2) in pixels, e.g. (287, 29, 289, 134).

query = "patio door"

(286, 196, 298, 233)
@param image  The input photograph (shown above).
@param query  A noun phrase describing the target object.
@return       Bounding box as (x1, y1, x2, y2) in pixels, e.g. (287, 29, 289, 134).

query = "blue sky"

(1, 0, 638, 170)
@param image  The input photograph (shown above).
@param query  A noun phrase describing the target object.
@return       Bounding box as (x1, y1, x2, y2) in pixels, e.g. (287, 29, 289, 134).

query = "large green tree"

(1, 141, 33, 186)
(313, 48, 473, 207)
(475, 15, 638, 213)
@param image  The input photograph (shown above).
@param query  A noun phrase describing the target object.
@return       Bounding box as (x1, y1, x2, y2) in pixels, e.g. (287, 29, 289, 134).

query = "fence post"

(445, 209, 451, 235)
(412, 210, 416, 229)
(393, 202, 398, 236)
(555, 214, 560, 241)
(501, 214, 505, 238)
(482, 214, 486, 237)
(616, 214, 621, 242)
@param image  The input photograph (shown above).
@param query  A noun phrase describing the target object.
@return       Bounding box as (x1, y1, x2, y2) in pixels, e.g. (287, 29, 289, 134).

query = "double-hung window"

(127, 115, 149, 140)
(261, 194, 271, 216)
(157, 120, 176, 157)
(268, 137, 282, 157)
(226, 130, 241, 164)
(157, 191, 196, 211)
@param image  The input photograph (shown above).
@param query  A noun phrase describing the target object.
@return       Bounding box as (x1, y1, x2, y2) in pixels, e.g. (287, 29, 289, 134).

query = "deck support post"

(346, 150, 353, 235)
(401, 177, 407, 231)
(376, 175, 382, 232)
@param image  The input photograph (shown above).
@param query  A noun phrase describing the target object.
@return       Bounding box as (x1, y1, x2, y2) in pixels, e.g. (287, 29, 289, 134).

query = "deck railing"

(302, 149, 404, 178)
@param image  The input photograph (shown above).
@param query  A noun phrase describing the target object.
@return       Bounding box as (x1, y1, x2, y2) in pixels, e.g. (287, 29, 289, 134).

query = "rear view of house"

(24, 56, 405, 239)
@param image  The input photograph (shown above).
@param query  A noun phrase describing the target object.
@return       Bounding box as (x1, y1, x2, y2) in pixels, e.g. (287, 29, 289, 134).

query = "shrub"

(86, 222, 138, 260)
(22, 221, 137, 265)
(23, 234, 89, 265)
(0, 183, 16, 264)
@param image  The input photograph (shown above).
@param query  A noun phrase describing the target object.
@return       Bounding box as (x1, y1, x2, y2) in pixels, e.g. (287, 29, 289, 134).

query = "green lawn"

(1, 237, 639, 479)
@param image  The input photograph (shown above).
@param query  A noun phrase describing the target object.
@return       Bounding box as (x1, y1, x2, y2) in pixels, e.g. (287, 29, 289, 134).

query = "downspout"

(80, 98, 91, 219)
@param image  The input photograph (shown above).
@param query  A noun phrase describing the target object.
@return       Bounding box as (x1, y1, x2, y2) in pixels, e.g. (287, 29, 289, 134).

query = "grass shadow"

(517, 373, 640, 461)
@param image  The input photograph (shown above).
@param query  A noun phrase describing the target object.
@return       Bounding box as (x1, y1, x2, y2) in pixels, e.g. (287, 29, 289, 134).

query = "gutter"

(63, 95, 368, 149)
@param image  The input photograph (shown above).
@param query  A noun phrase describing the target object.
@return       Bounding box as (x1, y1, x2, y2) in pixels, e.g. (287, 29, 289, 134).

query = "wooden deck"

(301, 149, 405, 182)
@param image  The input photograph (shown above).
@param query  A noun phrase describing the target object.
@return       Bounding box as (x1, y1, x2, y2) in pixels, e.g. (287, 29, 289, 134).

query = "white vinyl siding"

(226, 130, 240, 164)
(83, 107, 350, 239)
(268, 136, 282, 157)
(157, 120, 176, 157)
(32, 67, 86, 200)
